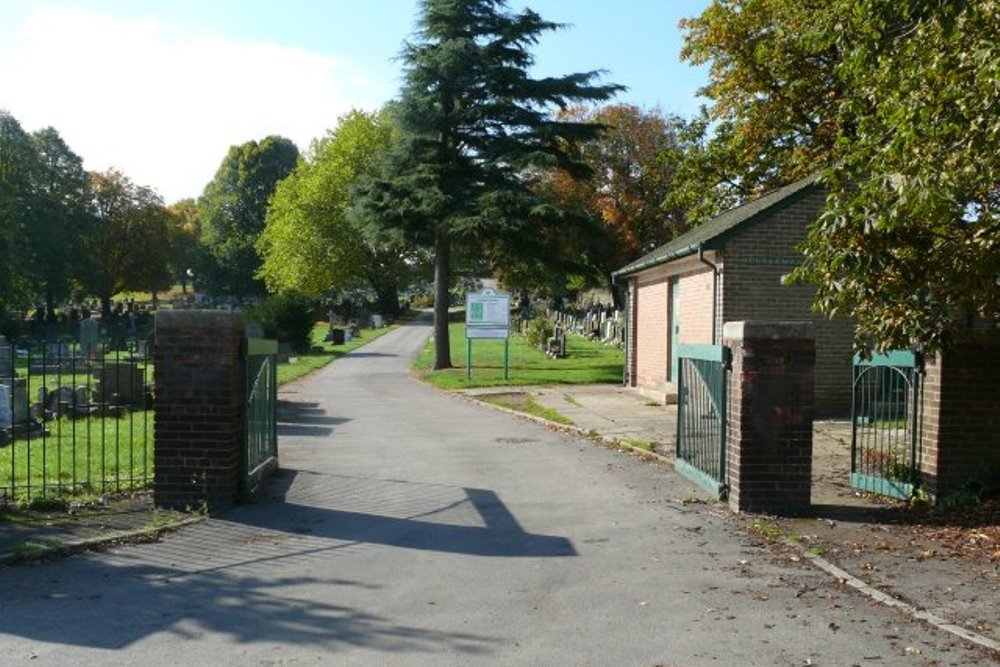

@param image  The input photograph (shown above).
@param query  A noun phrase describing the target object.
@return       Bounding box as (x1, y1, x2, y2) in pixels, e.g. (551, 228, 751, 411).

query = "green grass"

(276, 321, 399, 385)
(480, 394, 574, 425)
(0, 411, 154, 504)
(415, 322, 623, 389)
(621, 438, 655, 453)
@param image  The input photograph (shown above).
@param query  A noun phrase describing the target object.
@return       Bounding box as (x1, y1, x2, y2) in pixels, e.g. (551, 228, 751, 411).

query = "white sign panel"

(466, 289, 510, 328)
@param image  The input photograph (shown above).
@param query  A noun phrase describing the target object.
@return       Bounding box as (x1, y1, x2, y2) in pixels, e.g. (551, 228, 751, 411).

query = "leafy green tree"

(679, 0, 851, 221)
(537, 104, 691, 282)
(27, 127, 91, 311)
(258, 109, 416, 316)
(356, 0, 622, 368)
(790, 1, 1000, 353)
(166, 198, 201, 293)
(80, 170, 171, 315)
(683, 0, 999, 352)
(198, 136, 299, 297)
(0, 110, 37, 313)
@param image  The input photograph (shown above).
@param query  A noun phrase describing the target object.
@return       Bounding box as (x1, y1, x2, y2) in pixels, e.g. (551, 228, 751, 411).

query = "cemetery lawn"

(1, 412, 154, 505)
(415, 322, 623, 390)
(276, 322, 400, 385)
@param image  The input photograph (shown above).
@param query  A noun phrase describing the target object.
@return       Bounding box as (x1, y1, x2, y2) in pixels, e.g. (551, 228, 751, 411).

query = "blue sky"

(0, 1, 711, 203)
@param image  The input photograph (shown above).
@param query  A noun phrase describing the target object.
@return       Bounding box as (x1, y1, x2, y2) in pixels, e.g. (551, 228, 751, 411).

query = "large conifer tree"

(357, 0, 622, 368)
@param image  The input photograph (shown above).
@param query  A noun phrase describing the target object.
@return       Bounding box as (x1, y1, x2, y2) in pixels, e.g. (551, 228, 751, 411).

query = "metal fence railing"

(0, 334, 154, 505)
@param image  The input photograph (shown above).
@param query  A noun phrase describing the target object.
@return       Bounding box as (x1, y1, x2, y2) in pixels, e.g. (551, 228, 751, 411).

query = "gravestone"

(94, 362, 145, 407)
(371, 314, 383, 328)
(79, 317, 99, 360)
(10, 378, 29, 424)
(0, 335, 11, 381)
(47, 385, 75, 418)
(0, 384, 11, 429)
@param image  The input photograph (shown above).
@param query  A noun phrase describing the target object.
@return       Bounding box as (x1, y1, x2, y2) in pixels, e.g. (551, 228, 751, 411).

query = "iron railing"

(0, 334, 153, 505)
(676, 344, 730, 497)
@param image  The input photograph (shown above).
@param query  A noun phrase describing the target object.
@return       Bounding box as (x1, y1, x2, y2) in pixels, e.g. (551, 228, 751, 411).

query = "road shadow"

(239, 469, 577, 559)
(277, 400, 349, 437)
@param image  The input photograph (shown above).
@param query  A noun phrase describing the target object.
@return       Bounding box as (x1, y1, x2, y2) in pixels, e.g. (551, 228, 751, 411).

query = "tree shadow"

(0, 556, 497, 654)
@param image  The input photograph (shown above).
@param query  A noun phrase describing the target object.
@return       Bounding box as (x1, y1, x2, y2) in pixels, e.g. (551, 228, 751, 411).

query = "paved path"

(0, 317, 991, 666)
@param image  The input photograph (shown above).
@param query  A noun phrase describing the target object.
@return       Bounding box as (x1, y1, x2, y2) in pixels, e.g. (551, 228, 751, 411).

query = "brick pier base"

(724, 321, 815, 515)
(154, 311, 245, 511)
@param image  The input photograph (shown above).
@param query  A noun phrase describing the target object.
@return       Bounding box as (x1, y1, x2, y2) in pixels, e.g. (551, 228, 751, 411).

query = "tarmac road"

(0, 315, 992, 666)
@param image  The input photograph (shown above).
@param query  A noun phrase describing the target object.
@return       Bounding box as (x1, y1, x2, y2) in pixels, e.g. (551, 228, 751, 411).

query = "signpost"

(466, 288, 510, 380)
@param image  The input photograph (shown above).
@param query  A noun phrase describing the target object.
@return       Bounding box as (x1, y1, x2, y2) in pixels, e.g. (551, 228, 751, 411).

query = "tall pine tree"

(356, 0, 622, 368)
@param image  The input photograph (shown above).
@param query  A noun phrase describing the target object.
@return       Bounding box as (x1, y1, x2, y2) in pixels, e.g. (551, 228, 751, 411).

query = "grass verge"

(480, 393, 575, 425)
(277, 321, 400, 385)
(415, 322, 623, 389)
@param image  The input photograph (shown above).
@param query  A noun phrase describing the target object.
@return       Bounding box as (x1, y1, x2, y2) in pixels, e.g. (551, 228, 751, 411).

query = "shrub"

(248, 292, 315, 353)
(524, 318, 553, 350)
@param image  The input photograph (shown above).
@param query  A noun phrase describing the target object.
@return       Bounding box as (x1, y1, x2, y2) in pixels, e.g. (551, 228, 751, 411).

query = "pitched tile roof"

(612, 173, 823, 279)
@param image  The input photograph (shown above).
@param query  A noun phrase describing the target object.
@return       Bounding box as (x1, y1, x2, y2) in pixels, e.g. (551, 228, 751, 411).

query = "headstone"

(10, 378, 29, 424)
(47, 385, 75, 418)
(371, 314, 383, 328)
(80, 317, 99, 360)
(73, 384, 91, 409)
(0, 384, 11, 429)
(0, 335, 11, 380)
(94, 362, 145, 407)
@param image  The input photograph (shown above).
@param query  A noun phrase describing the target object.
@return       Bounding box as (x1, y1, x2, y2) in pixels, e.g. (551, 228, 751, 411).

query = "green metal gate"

(851, 350, 921, 500)
(676, 344, 730, 497)
(243, 338, 278, 498)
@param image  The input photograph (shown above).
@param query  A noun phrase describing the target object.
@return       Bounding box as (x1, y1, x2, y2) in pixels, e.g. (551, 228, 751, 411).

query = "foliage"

(248, 292, 316, 353)
(165, 199, 201, 292)
(523, 318, 554, 350)
(679, 0, 848, 219)
(355, 0, 623, 370)
(538, 104, 691, 278)
(258, 109, 419, 316)
(0, 110, 36, 312)
(198, 136, 299, 297)
(683, 0, 1000, 353)
(80, 170, 172, 314)
(27, 127, 91, 310)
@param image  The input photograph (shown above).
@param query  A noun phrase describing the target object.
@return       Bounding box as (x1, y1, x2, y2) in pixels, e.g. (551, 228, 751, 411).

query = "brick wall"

(919, 332, 1000, 500)
(677, 268, 715, 346)
(724, 322, 815, 515)
(634, 274, 668, 394)
(721, 188, 855, 417)
(154, 310, 246, 511)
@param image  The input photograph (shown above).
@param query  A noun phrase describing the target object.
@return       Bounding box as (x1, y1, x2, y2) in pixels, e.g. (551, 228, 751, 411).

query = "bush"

(248, 292, 315, 353)
(523, 318, 554, 350)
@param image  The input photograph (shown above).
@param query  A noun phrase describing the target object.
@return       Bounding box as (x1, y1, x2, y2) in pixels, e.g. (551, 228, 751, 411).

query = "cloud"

(0, 7, 390, 202)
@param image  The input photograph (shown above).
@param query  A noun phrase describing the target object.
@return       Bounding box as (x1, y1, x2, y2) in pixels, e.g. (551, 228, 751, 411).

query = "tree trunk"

(433, 228, 452, 369)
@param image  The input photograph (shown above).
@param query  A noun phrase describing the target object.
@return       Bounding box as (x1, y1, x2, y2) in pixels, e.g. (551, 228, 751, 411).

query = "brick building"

(612, 175, 856, 417)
